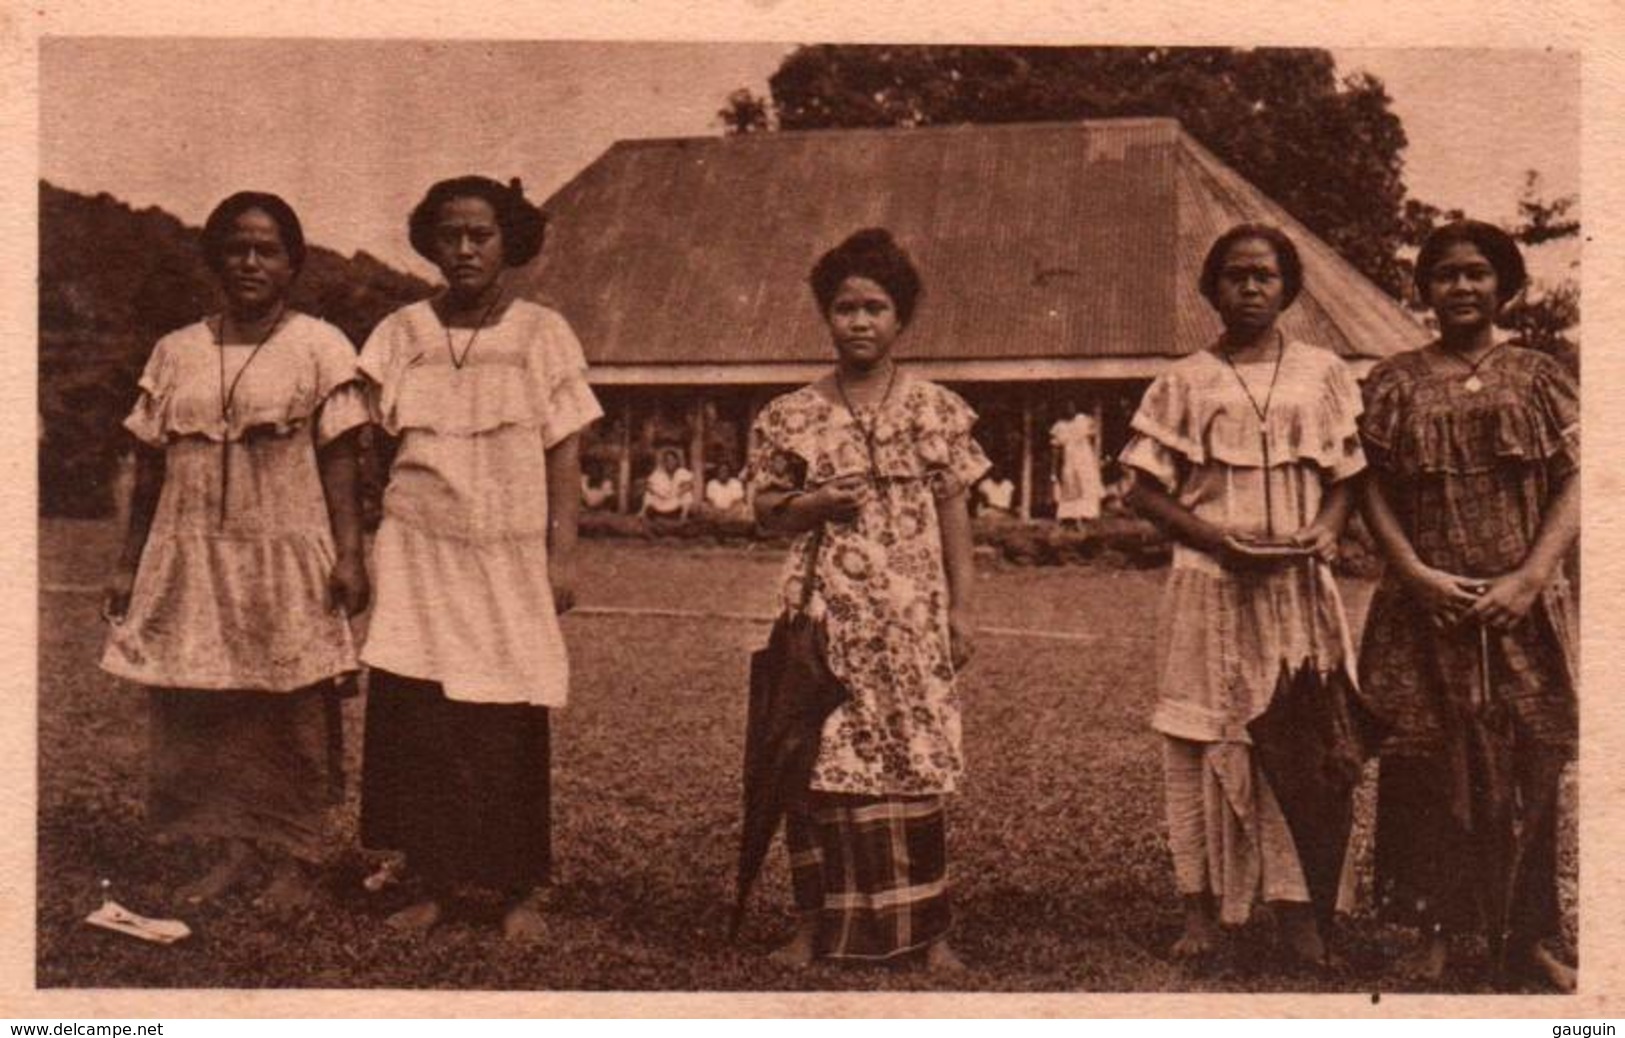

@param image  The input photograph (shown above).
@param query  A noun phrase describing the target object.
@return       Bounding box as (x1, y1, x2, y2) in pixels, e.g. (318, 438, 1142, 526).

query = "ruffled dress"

(98, 312, 368, 859)
(1357, 344, 1578, 936)
(1119, 341, 1367, 923)
(357, 298, 603, 705)
(100, 313, 367, 691)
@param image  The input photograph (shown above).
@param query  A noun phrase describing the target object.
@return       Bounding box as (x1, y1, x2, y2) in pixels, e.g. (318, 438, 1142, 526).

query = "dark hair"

(1198, 223, 1304, 310)
(408, 175, 547, 268)
(809, 227, 923, 326)
(201, 191, 307, 274)
(1413, 219, 1526, 305)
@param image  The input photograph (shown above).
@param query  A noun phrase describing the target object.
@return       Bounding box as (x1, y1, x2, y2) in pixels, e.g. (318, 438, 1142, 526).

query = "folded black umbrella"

(1453, 624, 1551, 980)
(1249, 654, 1388, 934)
(1247, 559, 1389, 935)
(730, 529, 849, 940)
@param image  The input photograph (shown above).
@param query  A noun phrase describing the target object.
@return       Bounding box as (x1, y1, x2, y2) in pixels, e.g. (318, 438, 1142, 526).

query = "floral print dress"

(748, 376, 991, 796)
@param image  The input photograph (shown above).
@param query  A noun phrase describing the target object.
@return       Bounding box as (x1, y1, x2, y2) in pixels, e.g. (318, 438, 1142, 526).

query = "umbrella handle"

(1474, 623, 1491, 713)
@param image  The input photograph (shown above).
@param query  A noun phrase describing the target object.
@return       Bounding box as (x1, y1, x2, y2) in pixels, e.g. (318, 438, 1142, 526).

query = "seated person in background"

(640, 448, 695, 519)
(975, 470, 1016, 516)
(581, 468, 616, 510)
(704, 464, 748, 515)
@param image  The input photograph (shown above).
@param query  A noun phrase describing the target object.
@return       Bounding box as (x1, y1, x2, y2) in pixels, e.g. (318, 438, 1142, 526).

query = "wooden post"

(1018, 390, 1034, 521)
(616, 395, 633, 514)
(689, 396, 707, 508)
(744, 392, 763, 513)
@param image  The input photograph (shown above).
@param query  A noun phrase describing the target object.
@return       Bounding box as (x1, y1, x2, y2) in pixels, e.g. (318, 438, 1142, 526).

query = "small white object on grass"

(85, 900, 192, 944)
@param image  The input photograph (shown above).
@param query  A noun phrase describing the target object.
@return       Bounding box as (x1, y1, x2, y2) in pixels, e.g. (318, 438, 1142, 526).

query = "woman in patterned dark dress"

(1359, 220, 1579, 990)
(749, 228, 989, 969)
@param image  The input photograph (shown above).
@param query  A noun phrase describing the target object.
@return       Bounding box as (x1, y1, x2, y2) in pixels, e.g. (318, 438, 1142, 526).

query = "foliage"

(38, 182, 433, 518)
(721, 46, 1414, 296)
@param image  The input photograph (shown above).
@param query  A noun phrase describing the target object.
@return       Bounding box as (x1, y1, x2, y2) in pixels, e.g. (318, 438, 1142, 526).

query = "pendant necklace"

(215, 306, 287, 526)
(835, 361, 899, 481)
(1441, 341, 1504, 394)
(440, 288, 503, 371)
(1219, 330, 1285, 538)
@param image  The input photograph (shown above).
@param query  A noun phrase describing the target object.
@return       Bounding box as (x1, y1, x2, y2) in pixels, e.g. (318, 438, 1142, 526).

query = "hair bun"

(508, 177, 525, 195)
(844, 227, 895, 250)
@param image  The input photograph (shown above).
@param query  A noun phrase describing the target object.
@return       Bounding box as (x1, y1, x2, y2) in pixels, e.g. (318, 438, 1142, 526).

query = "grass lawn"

(36, 519, 1574, 993)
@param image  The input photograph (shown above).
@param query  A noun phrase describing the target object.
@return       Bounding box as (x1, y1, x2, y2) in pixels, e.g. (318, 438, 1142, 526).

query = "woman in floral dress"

(750, 228, 989, 969)
(1359, 220, 1578, 990)
(1121, 224, 1366, 964)
(101, 191, 369, 914)
(357, 176, 601, 940)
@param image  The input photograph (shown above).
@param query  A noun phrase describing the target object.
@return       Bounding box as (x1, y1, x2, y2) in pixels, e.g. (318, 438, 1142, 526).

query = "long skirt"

(1375, 749, 1566, 944)
(1162, 736, 1310, 925)
(148, 686, 338, 862)
(360, 669, 551, 892)
(786, 793, 951, 960)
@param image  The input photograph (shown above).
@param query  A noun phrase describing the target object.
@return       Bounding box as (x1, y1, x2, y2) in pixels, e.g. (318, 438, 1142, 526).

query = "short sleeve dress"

(1119, 340, 1366, 924)
(1357, 344, 1578, 935)
(358, 297, 603, 705)
(99, 311, 368, 860)
(748, 377, 991, 797)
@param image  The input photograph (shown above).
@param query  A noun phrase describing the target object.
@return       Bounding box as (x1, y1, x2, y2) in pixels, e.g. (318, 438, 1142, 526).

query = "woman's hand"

(1287, 522, 1340, 565)
(948, 608, 976, 671)
(549, 556, 578, 615)
(808, 475, 870, 523)
(1216, 535, 1296, 573)
(101, 566, 136, 625)
(1465, 568, 1545, 631)
(1403, 563, 1482, 628)
(327, 552, 370, 617)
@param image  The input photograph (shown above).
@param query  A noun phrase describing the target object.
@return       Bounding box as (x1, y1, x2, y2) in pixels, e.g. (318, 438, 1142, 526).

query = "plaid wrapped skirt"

(787, 793, 951, 960)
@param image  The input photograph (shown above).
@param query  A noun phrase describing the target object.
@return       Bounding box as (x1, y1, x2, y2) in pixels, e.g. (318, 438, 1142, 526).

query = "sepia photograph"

(16, 6, 1614, 1016)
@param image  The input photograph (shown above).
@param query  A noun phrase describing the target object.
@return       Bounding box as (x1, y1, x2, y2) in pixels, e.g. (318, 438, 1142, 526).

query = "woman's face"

(432, 196, 505, 301)
(826, 276, 902, 369)
(1425, 241, 1501, 334)
(1212, 237, 1285, 339)
(218, 207, 295, 314)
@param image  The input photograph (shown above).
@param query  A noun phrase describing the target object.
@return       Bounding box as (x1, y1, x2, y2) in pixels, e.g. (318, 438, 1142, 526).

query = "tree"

(1506, 171, 1580, 371)
(722, 46, 1414, 297)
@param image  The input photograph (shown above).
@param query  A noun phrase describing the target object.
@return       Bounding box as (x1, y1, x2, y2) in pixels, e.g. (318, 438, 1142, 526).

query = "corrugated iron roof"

(527, 118, 1427, 370)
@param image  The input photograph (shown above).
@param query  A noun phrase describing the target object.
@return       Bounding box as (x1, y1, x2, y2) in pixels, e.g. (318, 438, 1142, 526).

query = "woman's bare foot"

(1171, 895, 1218, 959)
(1398, 929, 1450, 983)
(256, 858, 316, 918)
(386, 898, 443, 933)
(769, 919, 818, 967)
(178, 839, 254, 906)
(1275, 902, 1330, 966)
(1512, 942, 1577, 993)
(925, 939, 968, 973)
(502, 888, 551, 942)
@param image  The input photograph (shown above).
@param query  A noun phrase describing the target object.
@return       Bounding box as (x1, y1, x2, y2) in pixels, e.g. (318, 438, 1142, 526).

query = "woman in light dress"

(101, 191, 369, 914)
(357, 175, 602, 939)
(1121, 224, 1365, 964)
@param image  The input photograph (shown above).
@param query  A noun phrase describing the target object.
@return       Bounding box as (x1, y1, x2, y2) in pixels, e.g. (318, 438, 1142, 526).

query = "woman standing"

(1121, 224, 1366, 963)
(1359, 220, 1578, 990)
(1050, 403, 1104, 526)
(750, 228, 989, 969)
(101, 191, 369, 914)
(357, 176, 601, 939)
